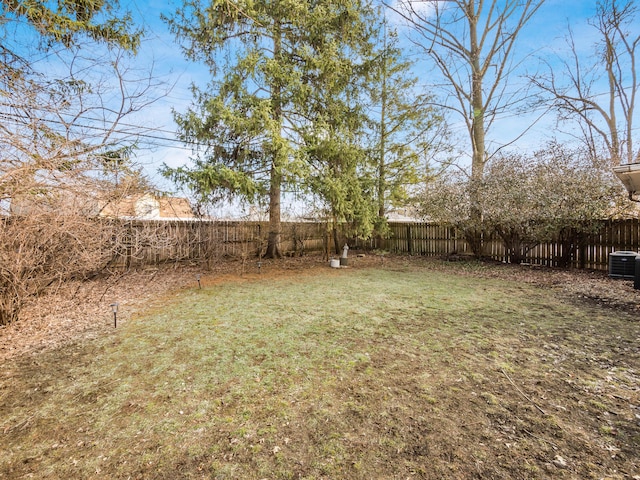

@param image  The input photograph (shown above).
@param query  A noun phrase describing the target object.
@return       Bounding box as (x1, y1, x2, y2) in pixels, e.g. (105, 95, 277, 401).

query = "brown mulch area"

(0, 254, 638, 362)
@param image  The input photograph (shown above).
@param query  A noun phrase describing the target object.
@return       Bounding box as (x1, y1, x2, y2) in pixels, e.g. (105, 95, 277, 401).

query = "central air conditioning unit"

(608, 251, 638, 279)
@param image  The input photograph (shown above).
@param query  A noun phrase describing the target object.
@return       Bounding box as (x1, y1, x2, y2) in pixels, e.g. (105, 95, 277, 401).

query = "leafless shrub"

(0, 44, 159, 324)
(0, 210, 120, 325)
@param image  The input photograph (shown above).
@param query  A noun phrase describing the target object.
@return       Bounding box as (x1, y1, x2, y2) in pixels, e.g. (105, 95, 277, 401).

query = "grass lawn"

(1, 260, 639, 479)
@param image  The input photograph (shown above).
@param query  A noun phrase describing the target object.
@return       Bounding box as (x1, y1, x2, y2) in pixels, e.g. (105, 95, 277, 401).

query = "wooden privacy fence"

(107, 220, 327, 268)
(106, 218, 640, 271)
(384, 219, 640, 271)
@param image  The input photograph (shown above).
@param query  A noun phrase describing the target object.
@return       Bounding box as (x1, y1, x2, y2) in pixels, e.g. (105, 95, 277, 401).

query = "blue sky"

(6, 0, 627, 214)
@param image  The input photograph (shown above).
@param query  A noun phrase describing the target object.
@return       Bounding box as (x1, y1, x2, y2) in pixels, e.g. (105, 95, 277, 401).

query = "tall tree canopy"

(366, 16, 443, 234)
(0, 0, 140, 51)
(163, 0, 379, 258)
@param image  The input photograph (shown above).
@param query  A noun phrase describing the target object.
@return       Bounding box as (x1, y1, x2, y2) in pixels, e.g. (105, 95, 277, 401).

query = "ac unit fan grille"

(609, 251, 638, 279)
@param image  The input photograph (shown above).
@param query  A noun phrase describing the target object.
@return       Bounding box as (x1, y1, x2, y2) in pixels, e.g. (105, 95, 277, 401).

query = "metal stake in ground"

(110, 303, 119, 328)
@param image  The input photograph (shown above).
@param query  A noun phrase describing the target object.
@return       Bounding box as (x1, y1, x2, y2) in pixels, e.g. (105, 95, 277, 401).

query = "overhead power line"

(0, 109, 200, 152)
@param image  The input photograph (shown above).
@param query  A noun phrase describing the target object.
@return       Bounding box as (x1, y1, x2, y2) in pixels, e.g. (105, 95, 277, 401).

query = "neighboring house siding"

(100, 194, 196, 221)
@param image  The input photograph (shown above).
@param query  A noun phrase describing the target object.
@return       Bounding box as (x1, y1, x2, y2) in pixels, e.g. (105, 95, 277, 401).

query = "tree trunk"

(557, 228, 577, 268)
(468, 2, 486, 258)
(265, 160, 282, 259)
(265, 18, 283, 259)
(505, 231, 524, 264)
(464, 226, 484, 258)
(332, 214, 340, 255)
(378, 21, 388, 223)
(605, 39, 621, 165)
(322, 224, 330, 261)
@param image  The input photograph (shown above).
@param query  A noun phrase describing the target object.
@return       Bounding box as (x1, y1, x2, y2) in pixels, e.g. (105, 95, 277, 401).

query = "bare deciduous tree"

(531, 0, 639, 167)
(389, 0, 545, 254)
(0, 46, 157, 325)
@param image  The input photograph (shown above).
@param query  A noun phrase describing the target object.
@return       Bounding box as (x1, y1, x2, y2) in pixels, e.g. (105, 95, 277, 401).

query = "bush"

(419, 142, 629, 263)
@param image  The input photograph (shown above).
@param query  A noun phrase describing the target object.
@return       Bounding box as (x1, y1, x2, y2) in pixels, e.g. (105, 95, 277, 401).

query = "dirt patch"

(465, 261, 640, 314)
